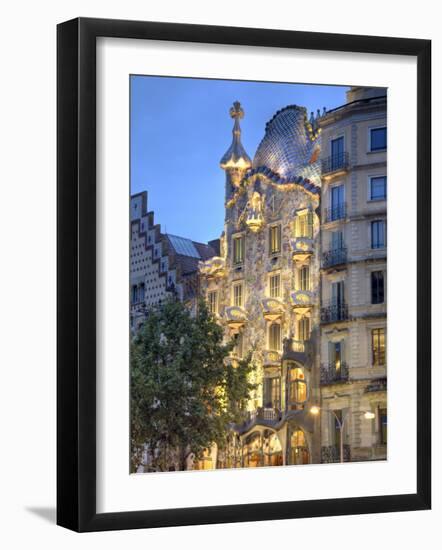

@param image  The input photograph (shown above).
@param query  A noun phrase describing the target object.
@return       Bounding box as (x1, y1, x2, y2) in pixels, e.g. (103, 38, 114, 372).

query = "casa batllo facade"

(199, 101, 324, 468)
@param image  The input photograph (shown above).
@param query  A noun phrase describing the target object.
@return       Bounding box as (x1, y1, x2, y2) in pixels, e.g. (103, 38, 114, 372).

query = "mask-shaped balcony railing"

(263, 349, 282, 366)
(290, 237, 314, 262)
(198, 256, 226, 279)
(290, 290, 314, 309)
(261, 298, 285, 321)
(224, 306, 247, 330)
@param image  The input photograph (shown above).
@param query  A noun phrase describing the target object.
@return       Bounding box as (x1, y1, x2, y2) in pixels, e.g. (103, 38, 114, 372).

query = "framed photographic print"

(57, 17, 431, 532)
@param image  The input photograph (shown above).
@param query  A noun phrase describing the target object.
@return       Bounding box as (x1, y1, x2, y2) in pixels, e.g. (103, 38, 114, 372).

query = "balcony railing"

(321, 302, 349, 323)
(324, 203, 347, 223)
(321, 444, 351, 463)
(320, 362, 349, 385)
(322, 247, 348, 268)
(321, 151, 349, 175)
(239, 407, 282, 430)
(263, 349, 282, 366)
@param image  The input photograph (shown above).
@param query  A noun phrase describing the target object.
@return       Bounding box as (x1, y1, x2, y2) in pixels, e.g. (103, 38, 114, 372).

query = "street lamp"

(309, 406, 375, 463)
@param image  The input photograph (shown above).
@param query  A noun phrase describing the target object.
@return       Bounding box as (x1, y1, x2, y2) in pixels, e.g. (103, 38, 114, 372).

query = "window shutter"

(340, 340, 346, 363)
(328, 341, 335, 364)
(307, 211, 314, 238)
(294, 216, 300, 238)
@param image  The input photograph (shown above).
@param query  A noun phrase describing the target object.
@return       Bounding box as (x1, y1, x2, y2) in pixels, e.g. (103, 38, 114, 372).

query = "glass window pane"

(370, 176, 387, 200)
(370, 127, 387, 151)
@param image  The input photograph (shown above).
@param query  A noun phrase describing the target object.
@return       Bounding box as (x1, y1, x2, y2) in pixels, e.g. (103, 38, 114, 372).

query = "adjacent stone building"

(318, 86, 387, 462)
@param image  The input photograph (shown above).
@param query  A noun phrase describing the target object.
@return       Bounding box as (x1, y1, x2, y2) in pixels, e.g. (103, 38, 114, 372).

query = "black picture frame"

(57, 17, 431, 532)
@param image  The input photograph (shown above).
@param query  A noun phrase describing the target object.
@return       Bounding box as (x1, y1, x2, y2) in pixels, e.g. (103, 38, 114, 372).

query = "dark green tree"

(130, 298, 255, 472)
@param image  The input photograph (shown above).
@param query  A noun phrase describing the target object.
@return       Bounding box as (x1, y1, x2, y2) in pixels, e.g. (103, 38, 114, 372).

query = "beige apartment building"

(318, 87, 387, 463)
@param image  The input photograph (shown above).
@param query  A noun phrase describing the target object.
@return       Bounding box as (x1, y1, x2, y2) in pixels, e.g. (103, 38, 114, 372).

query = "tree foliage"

(130, 298, 255, 471)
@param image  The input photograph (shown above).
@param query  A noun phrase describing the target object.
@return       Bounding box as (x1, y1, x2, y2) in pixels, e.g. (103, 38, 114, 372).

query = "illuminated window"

(233, 282, 243, 307)
(263, 431, 283, 467)
(299, 265, 310, 290)
(290, 428, 309, 465)
(298, 317, 310, 341)
(208, 290, 218, 314)
(371, 271, 384, 304)
(370, 127, 387, 151)
(294, 211, 314, 238)
(269, 323, 281, 351)
(372, 328, 386, 366)
(329, 341, 344, 371)
(233, 235, 245, 265)
(289, 366, 307, 408)
(370, 176, 387, 200)
(269, 225, 281, 255)
(291, 428, 306, 447)
(269, 273, 281, 298)
(263, 377, 281, 408)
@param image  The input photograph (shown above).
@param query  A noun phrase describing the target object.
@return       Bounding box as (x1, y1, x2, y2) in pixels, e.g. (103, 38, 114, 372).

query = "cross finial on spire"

(230, 101, 244, 120)
(220, 101, 252, 176)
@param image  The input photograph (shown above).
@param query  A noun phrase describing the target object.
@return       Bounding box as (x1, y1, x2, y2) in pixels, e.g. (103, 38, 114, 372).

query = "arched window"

(263, 430, 283, 467)
(289, 427, 309, 465)
(288, 364, 307, 410)
(242, 432, 263, 468)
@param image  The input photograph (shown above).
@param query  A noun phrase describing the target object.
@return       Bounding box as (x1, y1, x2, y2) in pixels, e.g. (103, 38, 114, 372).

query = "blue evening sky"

(130, 76, 348, 244)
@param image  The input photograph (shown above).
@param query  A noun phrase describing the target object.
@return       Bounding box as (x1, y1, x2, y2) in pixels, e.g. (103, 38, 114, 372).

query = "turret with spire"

(220, 101, 252, 194)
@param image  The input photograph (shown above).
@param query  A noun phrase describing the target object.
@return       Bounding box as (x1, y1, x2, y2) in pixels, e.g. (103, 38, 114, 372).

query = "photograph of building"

(130, 80, 387, 472)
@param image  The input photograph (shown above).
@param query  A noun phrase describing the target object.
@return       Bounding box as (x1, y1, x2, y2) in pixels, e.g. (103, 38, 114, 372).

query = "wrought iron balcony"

(322, 247, 348, 268)
(321, 151, 349, 175)
(320, 302, 348, 323)
(323, 203, 347, 223)
(320, 362, 349, 385)
(321, 444, 351, 463)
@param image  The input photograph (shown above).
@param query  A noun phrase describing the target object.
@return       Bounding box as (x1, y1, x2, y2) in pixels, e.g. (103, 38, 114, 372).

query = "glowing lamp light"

(364, 411, 376, 420)
(310, 406, 320, 415)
